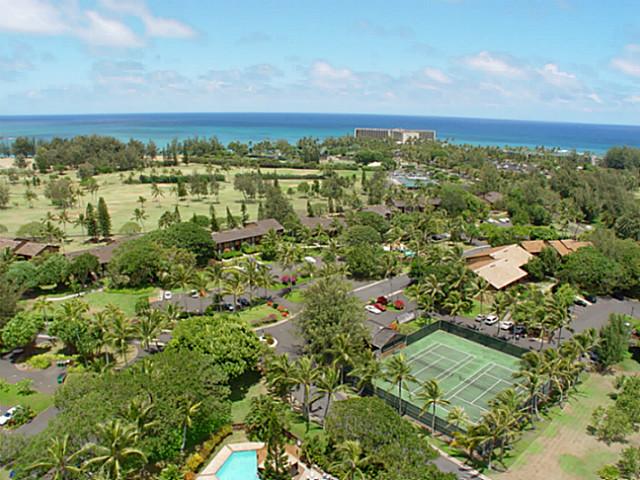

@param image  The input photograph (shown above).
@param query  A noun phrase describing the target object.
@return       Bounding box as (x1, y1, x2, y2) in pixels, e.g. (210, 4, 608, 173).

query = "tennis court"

(375, 329, 521, 424)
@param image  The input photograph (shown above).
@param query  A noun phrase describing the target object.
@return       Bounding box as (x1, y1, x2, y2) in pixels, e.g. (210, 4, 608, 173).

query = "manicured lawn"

(235, 304, 283, 326)
(1, 165, 366, 250)
(289, 413, 323, 440)
(230, 374, 267, 424)
(56, 287, 158, 317)
(461, 299, 488, 319)
(284, 289, 305, 304)
(0, 380, 54, 415)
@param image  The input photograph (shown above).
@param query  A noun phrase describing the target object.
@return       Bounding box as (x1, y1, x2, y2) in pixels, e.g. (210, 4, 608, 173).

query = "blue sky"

(0, 0, 639, 124)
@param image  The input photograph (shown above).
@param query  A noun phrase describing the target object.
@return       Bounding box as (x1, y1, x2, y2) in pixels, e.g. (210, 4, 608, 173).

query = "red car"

(373, 302, 387, 312)
(376, 296, 389, 305)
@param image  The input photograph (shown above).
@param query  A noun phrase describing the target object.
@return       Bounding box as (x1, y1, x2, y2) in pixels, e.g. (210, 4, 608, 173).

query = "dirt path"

(495, 373, 637, 480)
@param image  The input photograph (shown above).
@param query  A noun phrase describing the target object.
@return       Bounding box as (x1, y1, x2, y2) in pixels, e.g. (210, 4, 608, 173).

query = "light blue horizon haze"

(0, 0, 639, 125)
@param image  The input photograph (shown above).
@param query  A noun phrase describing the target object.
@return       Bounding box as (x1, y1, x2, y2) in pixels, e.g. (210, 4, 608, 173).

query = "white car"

(163, 291, 172, 300)
(0, 407, 18, 427)
(499, 321, 514, 331)
(484, 314, 499, 326)
(365, 305, 382, 315)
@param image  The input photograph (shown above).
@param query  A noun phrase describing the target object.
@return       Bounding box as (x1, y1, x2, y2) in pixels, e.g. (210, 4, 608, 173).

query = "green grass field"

(375, 329, 521, 423)
(1, 164, 367, 251)
(0, 380, 54, 415)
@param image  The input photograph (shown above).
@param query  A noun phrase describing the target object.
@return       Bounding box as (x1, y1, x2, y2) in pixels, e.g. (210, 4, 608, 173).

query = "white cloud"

(77, 11, 143, 48)
(0, 0, 194, 48)
(99, 0, 195, 38)
(612, 58, 640, 78)
(309, 61, 358, 89)
(587, 93, 603, 104)
(463, 51, 524, 77)
(423, 67, 451, 84)
(624, 95, 640, 104)
(537, 63, 577, 87)
(0, 0, 66, 34)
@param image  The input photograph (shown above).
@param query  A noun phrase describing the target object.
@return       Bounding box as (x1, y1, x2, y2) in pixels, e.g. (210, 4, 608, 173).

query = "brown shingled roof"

(212, 219, 283, 244)
(0, 238, 21, 251)
(521, 240, 546, 254)
(14, 242, 57, 258)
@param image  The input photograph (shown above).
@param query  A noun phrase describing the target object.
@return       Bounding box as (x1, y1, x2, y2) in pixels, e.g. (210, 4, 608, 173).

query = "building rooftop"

(212, 219, 284, 245)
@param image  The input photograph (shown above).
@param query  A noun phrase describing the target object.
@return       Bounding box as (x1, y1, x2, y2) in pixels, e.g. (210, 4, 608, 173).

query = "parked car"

(376, 296, 389, 305)
(0, 407, 17, 427)
(475, 314, 486, 323)
(163, 291, 172, 300)
(613, 291, 625, 301)
(221, 303, 235, 312)
(365, 305, 382, 315)
(237, 298, 251, 308)
(499, 320, 514, 331)
(574, 297, 588, 307)
(57, 372, 67, 384)
(513, 325, 527, 336)
(190, 290, 199, 298)
(373, 302, 387, 312)
(484, 314, 499, 326)
(584, 294, 597, 304)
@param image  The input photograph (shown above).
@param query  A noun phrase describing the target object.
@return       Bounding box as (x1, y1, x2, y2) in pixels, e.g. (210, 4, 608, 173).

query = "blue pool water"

(216, 450, 259, 480)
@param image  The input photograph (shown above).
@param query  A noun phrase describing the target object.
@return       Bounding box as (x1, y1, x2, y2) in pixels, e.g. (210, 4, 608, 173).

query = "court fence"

(380, 319, 529, 359)
(373, 319, 530, 436)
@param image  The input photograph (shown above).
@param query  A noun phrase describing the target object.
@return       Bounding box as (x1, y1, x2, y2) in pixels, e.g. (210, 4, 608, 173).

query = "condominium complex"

(354, 127, 436, 143)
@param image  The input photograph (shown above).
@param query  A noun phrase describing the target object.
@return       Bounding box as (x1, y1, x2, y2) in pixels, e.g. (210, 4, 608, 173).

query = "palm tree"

(276, 242, 302, 284)
(315, 366, 349, 415)
(191, 271, 210, 314)
(474, 277, 490, 315)
(513, 351, 547, 421)
(105, 306, 137, 364)
(329, 333, 355, 383)
(131, 207, 148, 232)
(242, 258, 261, 305)
(169, 263, 196, 308)
(447, 406, 469, 430)
(33, 297, 51, 324)
(416, 378, 450, 433)
(205, 261, 226, 310)
(122, 396, 158, 435)
(73, 212, 86, 236)
(257, 263, 276, 298)
(265, 353, 296, 403)
(479, 408, 514, 469)
(292, 356, 318, 431)
(349, 352, 382, 395)
(331, 440, 369, 480)
(452, 429, 482, 465)
(150, 183, 163, 202)
(384, 354, 416, 414)
(82, 420, 146, 480)
(162, 303, 182, 328)
(135, 309, 165, 352)
(381, 253, 401, 293)
(28, 435, 83, 480)
(492, 290, 511, 336)
(223, 269, 246, 313)
(179, 397, 202, 453)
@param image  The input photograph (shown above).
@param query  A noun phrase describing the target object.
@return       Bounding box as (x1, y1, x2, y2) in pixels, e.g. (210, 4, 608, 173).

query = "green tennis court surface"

(375, 330, 521, 424)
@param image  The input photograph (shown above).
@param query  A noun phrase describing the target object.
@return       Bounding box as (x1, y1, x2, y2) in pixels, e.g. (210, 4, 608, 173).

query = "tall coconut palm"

(314, 366, 349, 415)
(28, 434, 84, 480)
(205, 262, 226, 310)
(447, 406, 470, 430)
(150, 183, 163, 202)
(82, 420, 146, 480)
(223, 269, 246, 313)
(349, 352, 382, 395)
(131, 207, 148, 232)
(33, 297, 51, 324)
(291, 356, 318, 431)
(191, 271, 210, 314)
(492, 290, 511, 336)
(135, 309, 165, 352)
(331, 440, 369, 480)
(105, 306, 136, 364)
(513, 351, 547, 421)
(276, 242, 302, 284)
(242, 258, 261, 304)
(384, 354, 416, 415)
(381, 253, 401, 293)
(479, 408, 514, 469)
(329, 333, 355, 383)
(452, 428, 482, 465)
(122, 396, 158, 435)
(179, 397, 202, 453)
(265, 353, 297, 403)
(416, 378, 450, 434)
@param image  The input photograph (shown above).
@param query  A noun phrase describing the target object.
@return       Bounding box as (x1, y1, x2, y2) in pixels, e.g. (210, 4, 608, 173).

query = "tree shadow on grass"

(229, 369, 261, 403)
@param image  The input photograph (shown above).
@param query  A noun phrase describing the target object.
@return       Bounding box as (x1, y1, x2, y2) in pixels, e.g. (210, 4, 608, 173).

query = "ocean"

(0, 112, 638, 155)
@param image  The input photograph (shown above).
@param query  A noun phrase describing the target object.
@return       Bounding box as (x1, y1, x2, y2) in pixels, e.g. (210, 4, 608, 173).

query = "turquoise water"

(0, 112, 639, 154)
(216, 450, 259, 480)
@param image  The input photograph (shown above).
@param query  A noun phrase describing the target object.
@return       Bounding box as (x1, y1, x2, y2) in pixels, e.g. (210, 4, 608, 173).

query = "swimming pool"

(215, 450, 259, 480)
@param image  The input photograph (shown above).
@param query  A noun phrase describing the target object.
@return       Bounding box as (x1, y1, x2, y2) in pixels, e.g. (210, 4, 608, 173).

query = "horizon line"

(1, 111, 639, 129)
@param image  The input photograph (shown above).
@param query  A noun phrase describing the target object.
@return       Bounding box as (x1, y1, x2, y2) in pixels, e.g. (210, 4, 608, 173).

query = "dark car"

(612, 291, 625, 301)
(237, 298, 251, 308)
(513, 325, 527, 336)
(574, 298, 588, 307)
(221, 302, 235, 312)
(584, 294, 597, 304)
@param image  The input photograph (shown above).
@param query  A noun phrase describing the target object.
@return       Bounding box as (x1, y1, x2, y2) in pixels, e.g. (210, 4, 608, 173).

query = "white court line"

(455, 396, 489, 415)
(410, 354, 474, 395)
(468, 375, 510, 406)
(410, 353, 447, 383)
(445, 362, 497, 400)
(407, 343, 441, 365)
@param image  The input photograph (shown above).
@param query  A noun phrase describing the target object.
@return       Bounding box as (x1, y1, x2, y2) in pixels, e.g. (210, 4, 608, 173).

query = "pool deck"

(197, 442, 264, 479)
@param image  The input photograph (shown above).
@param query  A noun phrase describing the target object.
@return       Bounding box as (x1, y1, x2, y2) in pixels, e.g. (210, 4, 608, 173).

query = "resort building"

(0, 237, 59, 259)
(465, 244, 533, 290)
(65, 236, 139, 270)
(211, 219, 283, 252)
(520, 239, 592, 257)
(354, 128, 436, 144)
(298, 215, 345, 233)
